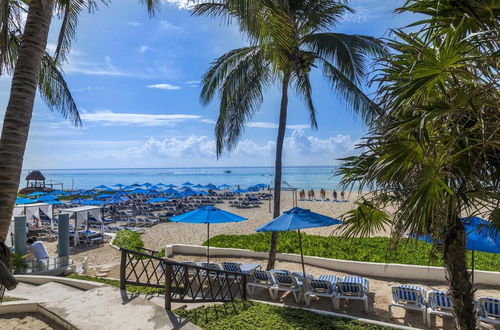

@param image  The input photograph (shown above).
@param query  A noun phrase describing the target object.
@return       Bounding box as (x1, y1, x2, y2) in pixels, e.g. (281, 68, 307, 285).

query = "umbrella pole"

(471, 250, 475, 285)
(298, 230, 306, 277)
(207, 223, 210, 263)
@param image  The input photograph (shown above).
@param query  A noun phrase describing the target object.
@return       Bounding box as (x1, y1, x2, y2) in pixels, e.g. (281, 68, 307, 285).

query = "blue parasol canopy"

(82, 200, 105, 205)
(132, 183, 142, 187)
(142, 183, 152, 187)
(80, 190, 96, 197)
(69, 198, 90, 204)
(49, 190, 65, 195)
(219, 184, 231, 188)
(253, 183, 268, 188)
(95, 185, 110, 190)
(234, 189, 247, 194)
(257, 207, 342, 276)
(26, 191, 46, 198)
(37, 195, 58, 202)
(45, 200, 63, 205)
(165, 184, 177, 188)
(147, 197, 170, 203)
(193, 184, 204, 188)
(96, 193, 114, 199)
(15, 197, 33, 204)
(130, 188, 149, 194)
(163, 188, 179, 195)
(180, 190, 197, 198)
(106, 196, 129, 204)
(113, 191, 128, 197)
(182, 182, 194, 186)
(197, 190, 209, 195)
(113, 184, 124, 188)
(170, 206, 247, 262)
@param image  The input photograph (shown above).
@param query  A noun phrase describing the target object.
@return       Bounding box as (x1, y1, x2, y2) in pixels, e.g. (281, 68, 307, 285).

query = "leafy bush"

(175, 300, 389, 330)
(112, 230, 144, 251)
(204, 232, 500, 272)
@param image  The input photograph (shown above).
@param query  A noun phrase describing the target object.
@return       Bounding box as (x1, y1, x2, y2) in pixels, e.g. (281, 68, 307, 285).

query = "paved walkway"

(5, 281, 200, 330)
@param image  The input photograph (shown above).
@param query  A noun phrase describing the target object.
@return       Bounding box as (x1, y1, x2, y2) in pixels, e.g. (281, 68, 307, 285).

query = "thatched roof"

(26, 170, 46, 181)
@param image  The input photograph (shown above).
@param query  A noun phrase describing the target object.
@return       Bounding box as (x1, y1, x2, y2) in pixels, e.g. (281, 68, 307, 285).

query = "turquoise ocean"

(21, 167, 345, 191)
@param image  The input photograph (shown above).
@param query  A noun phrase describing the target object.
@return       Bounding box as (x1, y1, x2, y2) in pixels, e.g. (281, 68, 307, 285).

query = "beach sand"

(0, 313, 65, 330)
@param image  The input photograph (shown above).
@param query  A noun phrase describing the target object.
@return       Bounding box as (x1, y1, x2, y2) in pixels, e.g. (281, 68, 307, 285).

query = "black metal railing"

(119, 248, 247, 310)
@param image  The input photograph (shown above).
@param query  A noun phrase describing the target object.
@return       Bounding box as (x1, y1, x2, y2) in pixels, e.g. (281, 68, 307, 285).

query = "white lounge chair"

(389, 285, 426, 325)
(426, 290, 453, 327)
(477, 297, 500, 328)
(246, 269, 275, 299)
(270, 271, 303, 303)
(304, 275, 339, 309)
(336, 276, 369, 312)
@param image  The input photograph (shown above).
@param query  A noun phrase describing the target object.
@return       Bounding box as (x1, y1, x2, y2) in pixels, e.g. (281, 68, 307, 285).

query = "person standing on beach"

(333, 190, 338, 201)
(320, 189, 325, 200)
(310, 189, 315, 200)
(340, 191, 345, 201)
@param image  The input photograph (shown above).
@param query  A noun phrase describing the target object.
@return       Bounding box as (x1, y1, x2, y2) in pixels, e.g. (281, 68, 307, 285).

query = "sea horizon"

(20, 166, 345, 191)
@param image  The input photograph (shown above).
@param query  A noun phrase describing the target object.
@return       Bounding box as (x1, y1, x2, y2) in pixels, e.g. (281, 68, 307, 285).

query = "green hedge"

(67, 274, 163, 294)
(204, 232, 500, 272)
(112, 230, 144, 251)
(175, 300, 389, 330)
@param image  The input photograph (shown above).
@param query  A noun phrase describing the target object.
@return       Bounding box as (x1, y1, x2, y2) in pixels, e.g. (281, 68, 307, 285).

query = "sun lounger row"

(389, 284, 500, 328)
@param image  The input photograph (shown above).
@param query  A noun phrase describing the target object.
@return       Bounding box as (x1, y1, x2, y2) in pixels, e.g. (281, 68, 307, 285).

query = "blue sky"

(0, 0, 412, 169)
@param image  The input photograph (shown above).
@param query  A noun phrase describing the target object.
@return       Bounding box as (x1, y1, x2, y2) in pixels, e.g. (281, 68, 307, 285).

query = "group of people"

(299, 189, 345, 201)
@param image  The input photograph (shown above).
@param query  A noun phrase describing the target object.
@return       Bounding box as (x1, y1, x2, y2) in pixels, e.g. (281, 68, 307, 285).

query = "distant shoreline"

(22, 165, 339, 171)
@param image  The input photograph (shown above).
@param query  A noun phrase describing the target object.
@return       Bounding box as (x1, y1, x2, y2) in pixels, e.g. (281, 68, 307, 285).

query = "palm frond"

(293, 71, 317, 129)
(138, 0, 162, 16)
(39, 52, 81, 127)
(303, 32, 386, 82)
(340, 200, 392, 238)
(320, 58, 381, 124)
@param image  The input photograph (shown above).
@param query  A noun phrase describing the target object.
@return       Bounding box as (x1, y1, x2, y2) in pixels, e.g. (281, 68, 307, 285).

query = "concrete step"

(6, 281, 84, 302)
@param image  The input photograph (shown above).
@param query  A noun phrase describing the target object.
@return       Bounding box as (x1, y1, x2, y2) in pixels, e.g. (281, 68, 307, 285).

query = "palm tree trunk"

(266, 72, 290, 270)
(443, 217, 476, 329)
(0, 0, 54, 241)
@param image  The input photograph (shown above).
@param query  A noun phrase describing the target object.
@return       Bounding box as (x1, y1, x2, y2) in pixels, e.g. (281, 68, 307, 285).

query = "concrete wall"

(165, 244, 500, 286)
(15, 275, 104, 290)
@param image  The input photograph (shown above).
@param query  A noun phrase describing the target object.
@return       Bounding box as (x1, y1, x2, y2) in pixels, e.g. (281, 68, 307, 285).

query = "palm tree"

(337, 1, 499, 328)
(193, 0, 386, 269)
(0, 0, 160, 242)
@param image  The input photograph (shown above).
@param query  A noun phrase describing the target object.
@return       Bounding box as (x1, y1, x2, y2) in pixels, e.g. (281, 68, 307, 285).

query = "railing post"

(242, 274, 247, 300)
(165, 262, 172, 311)
(120, 249, 126, 291)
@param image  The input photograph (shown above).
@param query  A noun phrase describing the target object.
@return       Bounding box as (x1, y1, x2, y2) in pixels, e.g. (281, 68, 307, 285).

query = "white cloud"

(185, 80, 200, 87)
(147, 83, 181, 91)
(80, 110, 200, 126)
(200, 119, 216, 124)
(127, 21, 142, 27)
(162, 0, 193, 10)
(139, 45, 151, 54)
(64, 55, 129, 77)
(159, 20, 183, 32)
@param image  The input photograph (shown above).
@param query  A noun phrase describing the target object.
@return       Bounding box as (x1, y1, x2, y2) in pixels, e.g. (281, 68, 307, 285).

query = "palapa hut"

(26, 170, 46, 189)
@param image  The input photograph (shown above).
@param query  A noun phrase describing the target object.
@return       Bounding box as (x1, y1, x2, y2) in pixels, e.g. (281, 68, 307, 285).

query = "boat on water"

(223, 170, 232, 173)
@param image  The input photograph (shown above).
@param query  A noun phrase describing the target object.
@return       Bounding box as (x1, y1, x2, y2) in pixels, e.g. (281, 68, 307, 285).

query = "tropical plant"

(337, 1, 499, 329)
(193, 0, 386, 269)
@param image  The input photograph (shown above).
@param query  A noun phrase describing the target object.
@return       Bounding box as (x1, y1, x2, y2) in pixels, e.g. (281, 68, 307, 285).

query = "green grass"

(67, 273, 164, 294)
(1, 296, 25, 302)
(204, 232, 500, 272)
(175, 300, 390, 330)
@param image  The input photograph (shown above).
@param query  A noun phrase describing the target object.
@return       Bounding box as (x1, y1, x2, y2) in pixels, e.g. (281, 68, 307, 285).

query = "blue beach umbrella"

(234, 189, 247, 194)
(96, 193, 114, 199)
(156, 183, 165, 187)
(205, 183, 217, 189)
(193, 184, 204, 189)
(147, 197, 170, 204)
(130, 188, 149, 194)
(26, 191, 46, 198)
(163, 188, 179, 195)
(253, 183, 267, 188)
(170, 206, 247, 262)
(113, 184, 124, 189)
(182, 182, 194, 186)
(106, 196, 129, 204)
(123, 185, 136, 191)
(37, 195, 58, 202)
(80, 190, 96, 197)
(219, 184, 231, 189)
(416, 216, 500, 283)
(49, 190, 65, 196)
(180, 190, 197, 198)
(143, 183, 153, 187)
(95, 185, 110, 190)
(69, 198, 90, 204)
(15, 197, 33, 205)
(82, 200, 105, 205)
(257, 207, 342, 276)
(165, 184, 177, 188)
(197, 190, 209, 195)
(132, 183, 142, 187)
(45, 200, 63, 205)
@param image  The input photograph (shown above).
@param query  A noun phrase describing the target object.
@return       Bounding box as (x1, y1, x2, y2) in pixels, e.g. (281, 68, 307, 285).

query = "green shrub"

(175, 300, 389, 330)
(112, 230, 144, 251)
(204, 232, 500, 272)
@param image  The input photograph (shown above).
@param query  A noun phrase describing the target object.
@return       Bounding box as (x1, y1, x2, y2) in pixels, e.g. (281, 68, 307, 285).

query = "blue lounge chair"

(304, 275, 339, 308)
(336, 276, 369, 312)
(246, 270, 275, 299)
(221, 262, 242, 273)
(477, 297, 500, 328)
(270, 271, 303, 303)
(389, 285, 426, 324)
(426, 290, 453, 327)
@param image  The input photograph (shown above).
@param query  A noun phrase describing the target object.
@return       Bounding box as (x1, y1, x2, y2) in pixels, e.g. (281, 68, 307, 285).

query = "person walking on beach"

(310, 189, 315, 200)
(333, 190, 338, 201)
(320, 188, 326, 200)
(299, 190, 305, 200)
(340, 191, 345, 201)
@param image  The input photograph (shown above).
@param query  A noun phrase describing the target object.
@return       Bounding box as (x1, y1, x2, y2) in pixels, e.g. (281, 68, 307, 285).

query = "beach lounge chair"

(270, 271, 303, 303)
(389, 285, 426, 324)
(246, 270, 275, 299)
(304, 275, 339, 309)
(336, 276, 369, 312)
(477, 297, 500, 328)
(426, 290, 453, 327)
(221, 262, 242, 273)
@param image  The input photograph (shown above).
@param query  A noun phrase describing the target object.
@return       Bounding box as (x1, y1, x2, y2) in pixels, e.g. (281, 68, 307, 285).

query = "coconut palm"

(193, 0, 386, 269)
(0, 0, 159, 242)
(337, 1, 499, 328)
